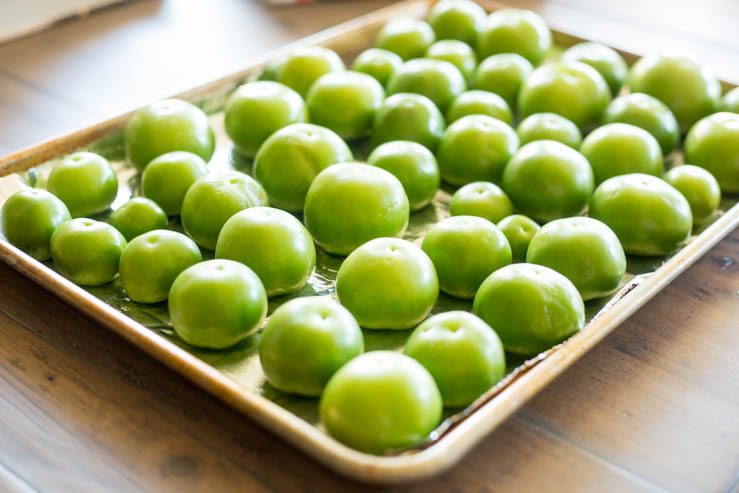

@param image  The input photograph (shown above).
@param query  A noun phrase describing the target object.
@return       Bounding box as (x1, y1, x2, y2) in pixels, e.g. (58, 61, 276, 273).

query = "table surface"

(0, 1, 737, 491)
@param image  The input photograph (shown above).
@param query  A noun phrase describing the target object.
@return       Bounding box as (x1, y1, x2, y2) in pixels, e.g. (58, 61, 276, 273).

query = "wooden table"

(0, 1, 737, 491)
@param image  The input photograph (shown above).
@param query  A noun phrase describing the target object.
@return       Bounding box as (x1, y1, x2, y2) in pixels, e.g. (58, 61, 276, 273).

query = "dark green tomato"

(683, 112, 739, 193)
(47, 152, 118, 218)
(516, 112, 582, 149)
(351, 48, 403, 87)
(108, 197, 168, 241)
(473, 53, 533, 110)
(445, 90, 512, 125)
(722, 87, 739, 113)
(561, 42, 627, 96)
(497, 214, 540, 263)
(664, 165, 721, 224)
(372, 93, 446, 151)
(387, 58, 467, 112)
(426, 0, 486, 47)
(426, 40, 477, 82)
(375, 18, 436, 61)
(449, 181, 513, 224)
(477, 9, 551, 66)
(141, 151, 207, 216)
(275, 46, 345, 98)
(602, 93, 679, 155)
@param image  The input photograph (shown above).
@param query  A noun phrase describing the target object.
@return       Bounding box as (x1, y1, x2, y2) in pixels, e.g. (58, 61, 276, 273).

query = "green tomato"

(320, 351, 442, 454)
(375, 18, 435, 61)
(372, 93, 446, 151)
(169, 259, 267, 349)
(502, 140, 594, 222)
(47, 152, 118, 218)
(336, 238, 438, 329)
(254, 123, 353, 212)
(181, 171, 268, 250)
(561, 42, 627, 96)
(722, 87, 739, 113)
(257, 57, 284, 81)
(664, 165, 721, 224)
(50, 218, 126, 286)
(119, 229, 202, 303)
(602, 93, 679, 155)
(627, 55, 721, 132)
(436, 115, 518, 185)
(683, 112, 739, 193)
(473, 263, 584, 355)
(387, 58, 466, 112)
(445, 90, 512, 125)
(404, 311, 505, 407)
(367, 140, 440, 211)
(426, 0, 486, 47)
(518, 61, 611, 130)
(350, 48, 403, 87)
(141, 151, 207, 216)
(124, 99, 214, 170)
(589, 173, 692, 256)
(477, 9, 551, 65)
(516, 112, 582, 149)
(1, 189, 70, 261)
(497, 214, 540, 263)
(275, 46, 345, 97)
(421, 215, 511, 299)
(224, 81, 307, 158)
(580, 123, 663, 185)
(526, 217, 626, 301)
(108, 197, 168, 241)
(306, 71, 385, 140)
(215, 207, 316, 296)
(473, 53, 533, 110)
(449, 181, 513, 223)
(259, 297, 363, 396)
(426, 40, 477, 82)
(304, 163, 409, 256)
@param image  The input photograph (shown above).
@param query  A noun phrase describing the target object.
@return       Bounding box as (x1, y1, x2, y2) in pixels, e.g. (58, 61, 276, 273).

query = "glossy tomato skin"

(426, 0, 486, 47)
(683, 112, 739, 193)
(602, 93, 680, 155)
(275, 46, 345, 97)
(1, 189, 70, 261)
(47, 152, 118, 218)
(372, 93, 446, 151)
(561, 42, 627, 96)
(497, 214, 540, 263)
(387, 58, 467, 112)
(664, 165, 721, 224)
(108, 197, 168, 241)
(375, 18, 436, 61)
(351, 48, 403, 87)
(477, 9, 551, 66)
(141, 151, 207, 216)
(473, 53, 533, 110)
(446, 90, 512, 125)
(426, 40, 478, 82)
(516, 113, 582, 149)
(449, 181, 513, 224)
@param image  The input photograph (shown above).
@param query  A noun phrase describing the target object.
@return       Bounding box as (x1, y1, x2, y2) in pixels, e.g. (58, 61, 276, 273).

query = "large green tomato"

(477, 9, 551, 65)
(426, 40, 477, 82)
(50, 218, 126, 286)
(404, 311, 505, 407)
(367, 140, 440, 211)
(215, 207, 316, 296)
(602, 93, 680, 155)
(180, 171, 268, 250)
(351, 48, 403, 87)
(580, 123, 663, 185)
(259, 297, 363, 396)
(119, 229, 202, 303)
(516, 112, 582, 149)
(627, 55, 721, 132)
(47, 152, 118, 218)
(502, 140, 594, 222)
(445, 90, 512, 125)
(683, 112, 739, 193)
(124, 99, 214, 170)
(421, 215, 511, 299)
(436, 115, 518, 185)
(497, 214, 540, 263)
(387, 58, 466, 112)
(275, 46, 345, 97)
(1, 189, 70, 261)
(320, 351, 442, 454)
(473, 53, 533, 110)
(526, 217, 626, 300)
(375, 18, 436, 61)
(306, 71, 384, 140)
(372, 93, 446, 151)
(336, 238, 438, 330)
(449, 181, 513, 224)
(664, 165, 721, 224)
(108, 197, 168, 241)
(304, 163, 409, 256)
(473, 263, 584, 355)
(722, 87, 739, 113)
(589, 173, 692, 256)
(518, 61, 611, 130)
(426, 0, 486, 47)
(561, 42, 627, 96)
(141, 151, 207, 216)
(253, 123, 352, 212)
(224, 81, 307, 157)
(169, 259, 267, 349)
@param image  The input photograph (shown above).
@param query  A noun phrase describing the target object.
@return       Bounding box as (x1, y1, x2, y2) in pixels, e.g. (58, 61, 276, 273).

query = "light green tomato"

(421, 215, 511, 299)
(722, 87, 739, 113)
(367, 140, 440, 211)
(215, 207, 316, 297)
(372, 93, 446, 151)
(276, 46, 345, 97)
(50, 218, 126, 286)
(426, 40, 477, 82)
(387, 58, 467, 112)
(561, 42, 627, 96)
(47, 152, 118, 218)
(516, 113, 582, 149)
(168, 259, 267, 349)
(474, 53, 533, 110)
(477, 9, 551, 65)
(336, 238, 438, 330)
(224, 81, 307, 157)
(259, 297, 363, 396)
(602, 93, 679, 155)
(108, 197, 168, 241)
(445, 90, 512, 125)
(118, 229, 202, 303)
(526, 217, 626, 301)
(449, 181, 513, 224)
(683, 112, 739, 193)
(589, 173, 693, 256)
(436, 115, 518, 185)
(497, 214, 540, 263)
(473, 263, 585, 355)
(426, 0, 486, 47)
(375, 18, 436, 61)
(180, 171, 268, 250)
(141, 151, 207, 216)
(664, 165, 721, 224)
(304, 163, 409, 256)
(1, 189, 70, 261)
(351, 48, 403, 87)
(320, 351, 442, 454)
(404, 311, 505, 407)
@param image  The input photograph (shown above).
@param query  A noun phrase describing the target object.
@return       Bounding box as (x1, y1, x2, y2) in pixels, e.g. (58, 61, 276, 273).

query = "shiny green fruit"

(449, 181, 513, 224)
(47, 152, 118, 218)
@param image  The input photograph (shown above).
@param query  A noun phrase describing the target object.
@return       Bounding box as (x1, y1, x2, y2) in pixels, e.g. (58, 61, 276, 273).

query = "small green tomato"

(449, 181, 513, 224)
(473, 53, 533, 110)
(561, 42, 627, 96)
(47, 152, 118, 218)
(426, 40, 477, 82)
(516, 113, 582, 149)
(276, 46, 345, 97)
(426, 0, 486, 47)
(141, 151, 207, 216)
(387, 58, 467, 112)
(497, 214, 540, 263)
(683, 112, 739, 193)
(477, 9, 552, 65)
(351, 48, 403, 87)
(664, 165, 721, 224)
(375, 18, 436, 61)
(108, 197, 168, 241)
(602, 93, 679, 155)
(445, 90, 512, 125)
(372, 93, 446, 151)
(1, 189, 70, 261)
